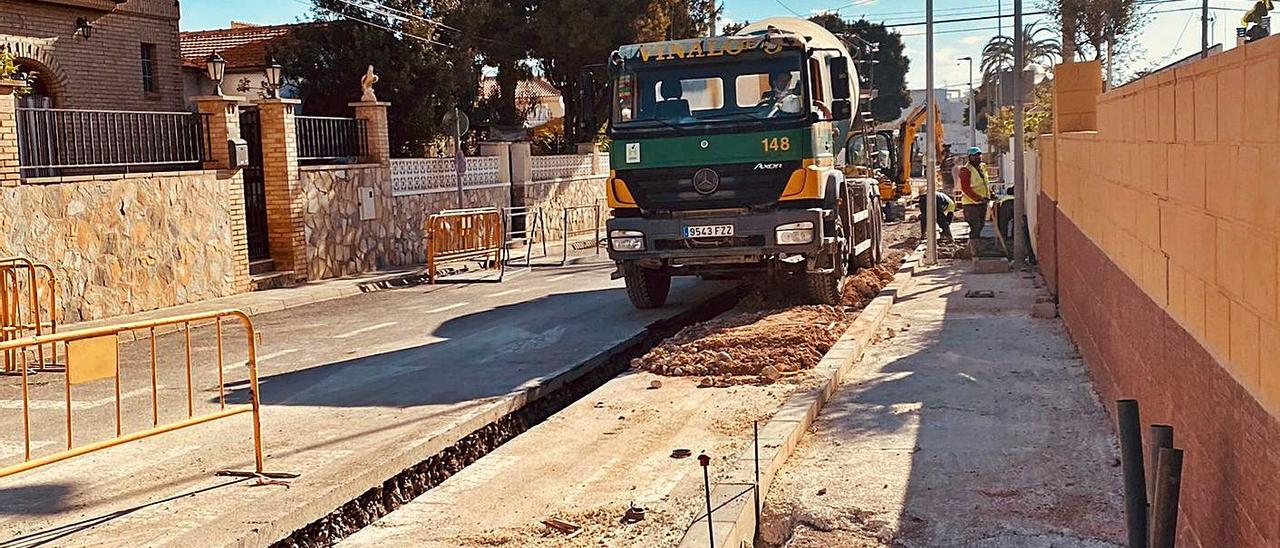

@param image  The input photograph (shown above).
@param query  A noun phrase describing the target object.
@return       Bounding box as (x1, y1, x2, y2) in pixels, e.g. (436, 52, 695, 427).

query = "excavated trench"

(270, 288, 743, 548)
(273, 224, 919, 547)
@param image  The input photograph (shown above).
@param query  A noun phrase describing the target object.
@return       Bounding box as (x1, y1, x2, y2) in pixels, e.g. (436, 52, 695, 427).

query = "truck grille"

(655, 235, 766, 250)
(617, 161, 801, 211)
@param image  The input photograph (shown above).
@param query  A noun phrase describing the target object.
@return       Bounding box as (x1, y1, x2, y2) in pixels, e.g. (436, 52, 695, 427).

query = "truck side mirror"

(831, 99, 853, 121)
(830, 58, 852, 100)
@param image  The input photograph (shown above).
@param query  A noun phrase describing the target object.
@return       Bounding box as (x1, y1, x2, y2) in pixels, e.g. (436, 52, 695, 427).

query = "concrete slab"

(759, 260, 1126, 547)
(0, 252, 733, 547)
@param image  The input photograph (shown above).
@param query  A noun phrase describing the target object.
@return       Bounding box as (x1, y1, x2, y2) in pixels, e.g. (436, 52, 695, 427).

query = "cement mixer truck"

(595, 17, 884, 309)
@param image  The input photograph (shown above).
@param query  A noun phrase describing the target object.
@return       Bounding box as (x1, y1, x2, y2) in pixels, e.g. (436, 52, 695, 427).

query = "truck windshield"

(613, 52, 807, 128)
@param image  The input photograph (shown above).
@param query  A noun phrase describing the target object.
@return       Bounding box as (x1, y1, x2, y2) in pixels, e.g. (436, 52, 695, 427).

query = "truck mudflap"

(605, 208, 832, 268)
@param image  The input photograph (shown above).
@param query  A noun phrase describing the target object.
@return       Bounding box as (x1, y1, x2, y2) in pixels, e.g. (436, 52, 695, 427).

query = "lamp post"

(264, 56, 283, 99)
(958, 56, 975, 148)
(205, 52, 226, 96)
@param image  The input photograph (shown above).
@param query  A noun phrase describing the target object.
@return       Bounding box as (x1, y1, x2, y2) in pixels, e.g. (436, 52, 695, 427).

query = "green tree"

(984, 79, 1054, 154)
(808, 14, 911, 123)
(980, 22, 1060, 87)
(528, 0, 715, 144)
(445, 1, 537, 128)
(276, 0, 480, 156)
(1042, 0, 1149, 63)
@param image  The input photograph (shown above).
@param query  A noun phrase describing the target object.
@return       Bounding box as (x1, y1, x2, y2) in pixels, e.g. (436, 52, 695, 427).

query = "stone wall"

(389, 186, 510, 265)
(520, 176, 607, 241)
(300, 164, 396, 280)
(0, 170, 244, 322)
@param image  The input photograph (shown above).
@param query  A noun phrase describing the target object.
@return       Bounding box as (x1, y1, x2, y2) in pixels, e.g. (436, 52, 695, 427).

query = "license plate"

(683, 225, 734, 238)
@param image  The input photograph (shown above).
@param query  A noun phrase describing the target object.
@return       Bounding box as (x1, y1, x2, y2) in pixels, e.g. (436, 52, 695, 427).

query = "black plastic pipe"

(1150, 448, 1184, 548)
(1116, 399, 1148, 548)
(1147, 424, 1174, 501)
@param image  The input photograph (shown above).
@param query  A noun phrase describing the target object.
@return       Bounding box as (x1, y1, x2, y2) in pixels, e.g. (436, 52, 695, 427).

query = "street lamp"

(74, 17, 93, 39)
(264, 56, 283, 98)
(958, 56, 976, 148)
(205, 52, 226, 96)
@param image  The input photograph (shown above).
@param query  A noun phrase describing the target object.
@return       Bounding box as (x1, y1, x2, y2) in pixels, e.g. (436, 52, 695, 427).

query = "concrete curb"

(676, 245, 925, 548)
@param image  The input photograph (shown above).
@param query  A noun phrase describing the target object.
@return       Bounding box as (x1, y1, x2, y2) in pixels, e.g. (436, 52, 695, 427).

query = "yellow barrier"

(0, 257, 58, 374)
(425, 207, 505, 283)
(0, 309, 289, 480)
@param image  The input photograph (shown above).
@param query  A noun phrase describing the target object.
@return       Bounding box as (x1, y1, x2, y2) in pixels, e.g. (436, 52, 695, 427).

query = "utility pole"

(1202, 0, 1210, 58)
(709, 1, 718, 37)
(959, 56, 975, 148)
(925, 0, 938, 266)
(1012, 0, 1028, 266)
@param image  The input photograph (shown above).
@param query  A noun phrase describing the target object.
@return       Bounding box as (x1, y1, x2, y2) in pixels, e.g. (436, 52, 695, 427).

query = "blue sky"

(181, 0, 1260, 89)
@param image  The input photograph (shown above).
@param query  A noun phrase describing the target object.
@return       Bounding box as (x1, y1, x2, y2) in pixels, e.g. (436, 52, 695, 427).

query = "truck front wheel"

(623, 265, 671, 309)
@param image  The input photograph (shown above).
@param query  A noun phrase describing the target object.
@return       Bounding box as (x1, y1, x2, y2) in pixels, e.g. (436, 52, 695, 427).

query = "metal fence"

(390, 156, 502, 196)
(295, 115, 367, 164)
(15, 108, 210, 177)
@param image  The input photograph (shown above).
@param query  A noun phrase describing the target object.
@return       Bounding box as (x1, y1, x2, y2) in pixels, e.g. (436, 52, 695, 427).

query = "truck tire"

(860, 196, 884, 267)
(624, 267, 670, 309)
(804, 269, 843, 305)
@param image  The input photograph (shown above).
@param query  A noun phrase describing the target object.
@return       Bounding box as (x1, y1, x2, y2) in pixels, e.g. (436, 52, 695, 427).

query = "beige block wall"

(1043, 40, 1280, 416)
(0, 170, 246, 322)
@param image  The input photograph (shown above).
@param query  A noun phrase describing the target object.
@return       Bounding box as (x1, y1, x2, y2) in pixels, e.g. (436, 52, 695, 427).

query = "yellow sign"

(67, 334, 118, 385)
(635, 37, 782, 62)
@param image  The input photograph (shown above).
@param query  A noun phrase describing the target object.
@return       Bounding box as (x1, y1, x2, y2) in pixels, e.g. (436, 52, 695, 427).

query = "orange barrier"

(425, 207, 505, 283)
(0, 257, 58, 374)
(0, 309, 290, 480)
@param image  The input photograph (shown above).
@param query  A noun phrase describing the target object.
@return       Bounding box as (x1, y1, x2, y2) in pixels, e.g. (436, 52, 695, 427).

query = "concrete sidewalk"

(760, 260, 1127, 547)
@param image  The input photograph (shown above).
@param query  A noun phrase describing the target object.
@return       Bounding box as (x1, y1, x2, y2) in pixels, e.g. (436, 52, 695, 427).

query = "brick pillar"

(192, 95, 245, 170)
(349, 101, 391, 166)
(256, 98, 307, 281)
(193, 95, 252, 292)
(0, 80, 21, 187)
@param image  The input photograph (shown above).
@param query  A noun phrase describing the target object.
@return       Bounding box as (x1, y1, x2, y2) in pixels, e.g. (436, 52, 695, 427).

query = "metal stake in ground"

(699, 453, 714, 548)
(754, 420, 761, 540)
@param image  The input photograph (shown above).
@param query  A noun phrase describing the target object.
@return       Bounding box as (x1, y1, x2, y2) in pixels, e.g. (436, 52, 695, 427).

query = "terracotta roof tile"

(180, 23, 312, 69)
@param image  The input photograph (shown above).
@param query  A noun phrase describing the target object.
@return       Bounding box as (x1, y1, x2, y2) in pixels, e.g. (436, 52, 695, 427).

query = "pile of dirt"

(633, 305, 849, 383)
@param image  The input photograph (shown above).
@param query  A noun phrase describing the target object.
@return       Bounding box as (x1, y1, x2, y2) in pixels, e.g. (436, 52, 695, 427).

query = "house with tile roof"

(479, 77, 564, 127)
(0, 0, 184, 110)
(179, 21, 307, 103)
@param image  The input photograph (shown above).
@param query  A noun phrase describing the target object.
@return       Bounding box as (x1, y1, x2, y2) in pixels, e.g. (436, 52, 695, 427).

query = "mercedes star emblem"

(692, 168, 720, 195)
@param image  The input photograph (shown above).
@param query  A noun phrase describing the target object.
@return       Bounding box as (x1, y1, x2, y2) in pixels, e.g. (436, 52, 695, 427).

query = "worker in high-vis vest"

(957, 146, 993, 238)
(918, 190, 956, 241)
(997, 186, 1016, 240)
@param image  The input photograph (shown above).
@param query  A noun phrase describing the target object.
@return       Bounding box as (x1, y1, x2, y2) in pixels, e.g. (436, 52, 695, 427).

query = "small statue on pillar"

(360, 65, 379, 102)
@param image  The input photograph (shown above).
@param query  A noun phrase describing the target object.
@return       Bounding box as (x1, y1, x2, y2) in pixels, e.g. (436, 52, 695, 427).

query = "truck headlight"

(609, 230, 646, 252)
(775, 222, 815, 245)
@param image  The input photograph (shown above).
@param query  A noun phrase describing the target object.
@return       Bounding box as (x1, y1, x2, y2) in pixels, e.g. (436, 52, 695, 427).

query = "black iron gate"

(239, 108, 270, 262)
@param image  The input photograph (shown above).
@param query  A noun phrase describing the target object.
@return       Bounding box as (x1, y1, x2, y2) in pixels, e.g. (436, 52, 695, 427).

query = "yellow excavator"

(843, 104, 944, 221)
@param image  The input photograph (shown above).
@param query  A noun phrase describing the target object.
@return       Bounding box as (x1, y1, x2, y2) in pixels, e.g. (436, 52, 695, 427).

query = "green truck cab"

(602, 18, 884, 309)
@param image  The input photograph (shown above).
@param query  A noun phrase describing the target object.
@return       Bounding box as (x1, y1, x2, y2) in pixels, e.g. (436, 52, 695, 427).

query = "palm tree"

(980, 22, 1061, 87)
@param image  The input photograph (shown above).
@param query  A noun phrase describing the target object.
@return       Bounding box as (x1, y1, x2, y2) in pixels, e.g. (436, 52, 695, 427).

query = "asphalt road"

(0, 253, 731, 548)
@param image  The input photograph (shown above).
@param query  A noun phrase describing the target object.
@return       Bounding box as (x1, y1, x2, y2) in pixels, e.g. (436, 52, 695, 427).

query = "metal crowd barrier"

(0, 309, 289, 480)
(425, 207, 505, 283)
(502, 206, 549, 268)
(1, 257, 58, 374)
(560, 204, 603, 266)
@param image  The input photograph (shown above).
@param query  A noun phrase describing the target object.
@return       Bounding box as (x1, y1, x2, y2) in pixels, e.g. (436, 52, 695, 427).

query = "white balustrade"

(390, 156, 502, 196)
